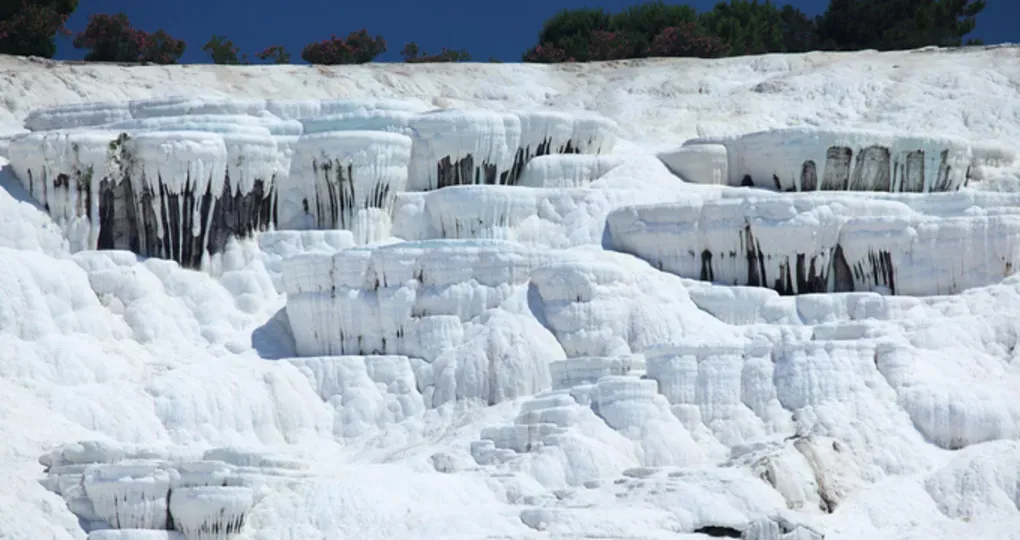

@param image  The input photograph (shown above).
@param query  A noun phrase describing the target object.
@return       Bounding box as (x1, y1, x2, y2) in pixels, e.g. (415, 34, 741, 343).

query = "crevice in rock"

(694, 525, 742, 537)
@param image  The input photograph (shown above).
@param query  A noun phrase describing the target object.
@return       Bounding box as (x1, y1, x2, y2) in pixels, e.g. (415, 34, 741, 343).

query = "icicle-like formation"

(41, 442, 311, 536)
(510, 110, 617, 184)
(123, 131, 235, 267)
(687, 127, 978, 192)
(10, 98, 621, 268)
(8, 125, 281, 268)
(606, 191, 1020, 296)
(278, 130, 412, 242)
(168, 486, 253, 540)
(407, 109, 522, 191)
(8, 129, 120, 252)
(281, 239, 561, 358)
(82, 461, 179, 530)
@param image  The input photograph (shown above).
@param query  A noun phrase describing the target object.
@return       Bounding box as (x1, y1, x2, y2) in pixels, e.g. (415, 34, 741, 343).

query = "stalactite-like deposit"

(8, 126, 280, 269)
(684, 127, 976, 192)
(11, 99, 621, 268)
(82, 462, 178, 531)
(606, 193, 1020, 297)
(279, 130, 412, 243)
(168, 487, 253, 540)
(406, 109, 617, 191)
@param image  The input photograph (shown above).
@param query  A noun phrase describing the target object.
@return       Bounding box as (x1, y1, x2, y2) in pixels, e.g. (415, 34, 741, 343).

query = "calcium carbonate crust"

(5, 67, 1020, 540)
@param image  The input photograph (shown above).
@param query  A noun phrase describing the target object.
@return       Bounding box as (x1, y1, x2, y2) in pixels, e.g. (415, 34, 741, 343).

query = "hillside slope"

(1, 48, 1019, 540)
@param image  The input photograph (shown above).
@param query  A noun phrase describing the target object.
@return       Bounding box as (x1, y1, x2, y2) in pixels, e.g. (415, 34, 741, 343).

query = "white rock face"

(278, 131, 412, 242)
(5, 50, 1020, 540)
(657, 143, 728, 185)
(87, 531, 185, 540)
(282, 239, 567, 406)
(607, 191, 1020, 296)
(8, 99, 618, 270)
(286, 356, 425, 438)
(516, 154, 625, 188)
(687, 127, 991, 192)
(39, 441, 307, 537)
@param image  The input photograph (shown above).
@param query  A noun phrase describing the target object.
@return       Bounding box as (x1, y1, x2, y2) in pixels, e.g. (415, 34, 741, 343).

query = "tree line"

(0, 0, 987, 65)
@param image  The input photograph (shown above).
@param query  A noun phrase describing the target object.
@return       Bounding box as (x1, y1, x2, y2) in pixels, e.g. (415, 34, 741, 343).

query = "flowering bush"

(522, 42, 574, 63)
(586, 30, 636, 61)
(301, 29, 386, 65)
(72, 13, 185, 64)
(203, 34, 246, 64)
(648, 24, 728, 58)
(256, 45, 291, 64)
(400, 42, 470, 63)
(0, 0, 74, 58)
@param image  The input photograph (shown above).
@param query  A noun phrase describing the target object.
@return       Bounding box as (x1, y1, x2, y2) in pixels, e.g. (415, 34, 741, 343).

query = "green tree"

(699, 0, 785, 56)
(610, 1, 698, 57)
(779, 5, 819, 52)
(203, 34, 247, 64)
(532, 8, 612, 61)
(0, 0, 77, 58)
(72, 13, 186, 64)
(817, 0, 985, 51)
(526, 3, 703, 61)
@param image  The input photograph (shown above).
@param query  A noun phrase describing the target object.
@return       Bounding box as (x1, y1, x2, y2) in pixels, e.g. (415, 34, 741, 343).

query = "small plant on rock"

(255, 45, 291, 64)
(400, 41, 471, 63)
(301, 29, 386, 65)
(203, 34, 247, 64)
(522, 42, 574, 63)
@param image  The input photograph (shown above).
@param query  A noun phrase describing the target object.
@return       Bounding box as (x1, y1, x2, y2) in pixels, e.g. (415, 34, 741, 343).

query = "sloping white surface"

(1, 48, 1020, 540)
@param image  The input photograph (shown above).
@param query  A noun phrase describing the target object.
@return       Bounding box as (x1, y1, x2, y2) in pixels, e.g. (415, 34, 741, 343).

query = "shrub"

(401, 41, 470, 63)
(0, 0, 76, 58)
(203, 34, 246, 64)
(72, 13, 185, 64)
(301, 29, 386, 65)
(255, 45, 291, 64)
(698, 0, 786, 56)
(587, 30, 637, 61)
(522, 42, 573, 63)
(609, 1, 697, 56)
(533, 8, 612, 61)
(648, 23, 729, 58)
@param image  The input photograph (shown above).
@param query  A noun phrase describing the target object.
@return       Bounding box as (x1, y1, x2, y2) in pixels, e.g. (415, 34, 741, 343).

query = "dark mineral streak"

(744, 144, 960, 194)
(428, 137, 590, 190)
(677, 221, 861, 295)
(308, 158, 393, 230)
(88, 168, 276, 269)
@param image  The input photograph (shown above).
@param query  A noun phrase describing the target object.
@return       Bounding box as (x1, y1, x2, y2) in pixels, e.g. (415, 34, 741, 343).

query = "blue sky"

(54, 0, 1013, 63)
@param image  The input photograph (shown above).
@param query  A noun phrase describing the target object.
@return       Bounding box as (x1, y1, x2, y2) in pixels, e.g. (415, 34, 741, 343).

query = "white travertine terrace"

(7, 98, 619, 268)
(5, 51, 1020, 540)
(684, 127, 982, 192)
